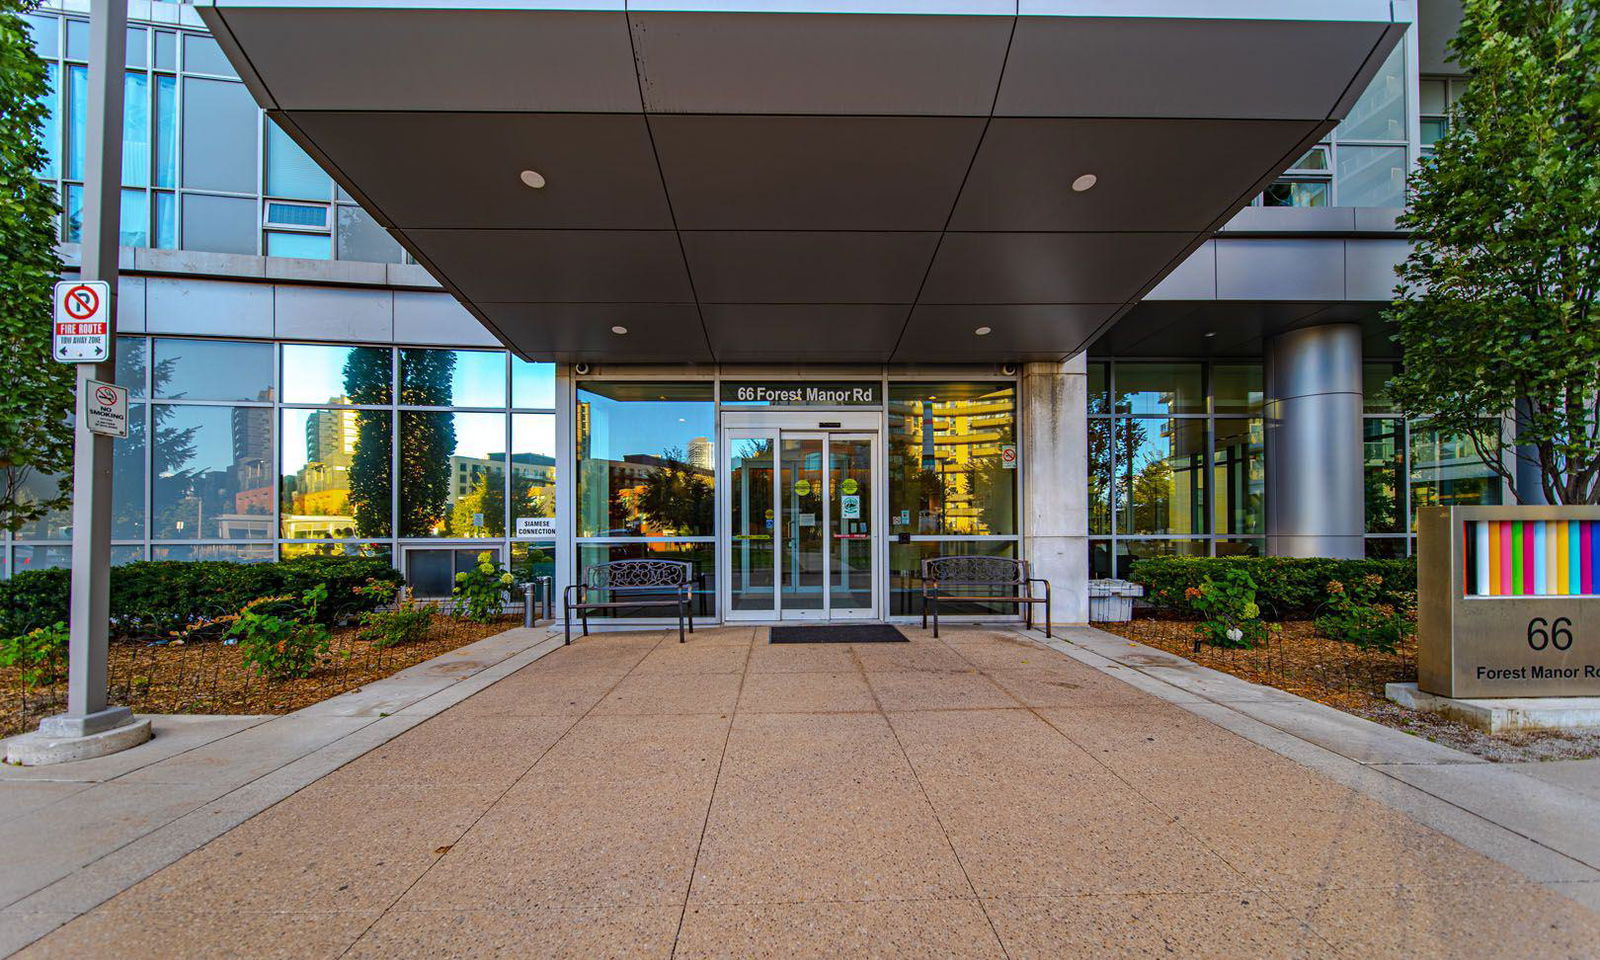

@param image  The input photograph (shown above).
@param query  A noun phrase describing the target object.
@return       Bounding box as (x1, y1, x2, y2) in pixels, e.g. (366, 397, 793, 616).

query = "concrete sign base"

(5, 715, 152, 766)
(1387, 682, 1600, 735)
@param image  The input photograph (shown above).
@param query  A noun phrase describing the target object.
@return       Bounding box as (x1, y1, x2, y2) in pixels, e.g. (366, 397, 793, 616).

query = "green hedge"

(0, 556, 402, 639)
(1127, 556, 1416, 620)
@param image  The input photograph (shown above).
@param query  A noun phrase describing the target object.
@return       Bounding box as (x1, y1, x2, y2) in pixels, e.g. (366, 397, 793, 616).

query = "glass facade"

(26, 9, 406, 262)
(4, 336, 557, 593)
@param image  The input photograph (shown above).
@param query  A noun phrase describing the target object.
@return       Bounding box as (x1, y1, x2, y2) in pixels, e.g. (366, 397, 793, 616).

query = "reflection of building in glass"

(888, 390, 1015, 536)
(283, 398, 361, 539)
(688, 436, 713, 472)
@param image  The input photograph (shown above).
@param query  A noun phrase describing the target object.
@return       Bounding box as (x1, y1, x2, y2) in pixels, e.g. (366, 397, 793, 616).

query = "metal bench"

(564, 559, 695, 644)
(921, 556, 1051, 639)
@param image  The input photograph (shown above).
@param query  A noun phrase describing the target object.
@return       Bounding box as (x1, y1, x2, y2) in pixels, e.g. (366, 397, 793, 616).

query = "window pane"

(510, 413, 557, 533)
(266, 231, 330, 260)
(114, 402, 146, 539)
(152, 544, 274, 562)
(119, 188, 148, 247)
(181, 77, 255, 192)
(153, 338, 274, 402)
(152, 405, 273, 540)
(1212, 418, 1264, 535)
(1088, 418, 1111, 536)
(1086, 362, 1108, 414)
(154, 31, 176, 71)
(1338, 43, 1407, 142)
(282, 407, 392, 539)
(575, 381, 715, 537)
(1212, 364, 1263, 414)
(400, 348, 507, 409)
(1117, 417, 1206, 536)
(1215, 538, 1263, 558)
(1111, 538, 1208, 580)
(1419, 79, 1447, 115)
(1364, 418, 1405, 534)
(122, 71, 148, 186)
(510, 541, 558, 586)
(1288, 146, 1329, 171)
(335, 204, 403, 263)
(65, 18, 87, 60)
(512, 358, 556, 409)
(281, 542, 390, 560)
(181, 192, 255, 255)
(889, 540, 1018, 617)
(1420, 117, 1447, 150)
(1363, 362, 1400, 413)
(266, 202, 328, 228)
(1112, 363, 1204, 415)
(400, 411, 507, 538)
(62, 183, 82, 242)
(887, 383, 1017, 537)
(117, 335, 148, 397)
(265, 120, 330, 200)
(1409, 425, 1502, 529)
(1365, 537, 1409, 559)
(282, 343, 391, 405)
(24, 14, 58, 58)
(15, 470, 70, 539)
(154, 191, 175, 248)
(66, 63, 85, 180)
(1336, 145, 1407, 208)
(153, 74, 175, 187)
(1262, 180, 1328, 208)
(13, 545, 72, 573)
(182, 34, 236, 77)
(576, 542, 714, 618)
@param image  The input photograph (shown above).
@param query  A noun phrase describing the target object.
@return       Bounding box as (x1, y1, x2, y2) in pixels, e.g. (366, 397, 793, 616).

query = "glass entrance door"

(722, 423, 878, 620)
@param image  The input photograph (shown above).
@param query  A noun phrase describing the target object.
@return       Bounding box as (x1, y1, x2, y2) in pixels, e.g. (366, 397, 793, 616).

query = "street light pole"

(47, 0, 132, 739)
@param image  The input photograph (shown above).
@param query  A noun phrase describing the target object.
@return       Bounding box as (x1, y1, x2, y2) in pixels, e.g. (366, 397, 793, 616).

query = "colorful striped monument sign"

(1419, 506, 1600, 698)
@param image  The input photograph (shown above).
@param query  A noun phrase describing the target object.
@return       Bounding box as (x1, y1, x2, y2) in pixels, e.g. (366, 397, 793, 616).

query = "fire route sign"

(53, 280, 111, 362)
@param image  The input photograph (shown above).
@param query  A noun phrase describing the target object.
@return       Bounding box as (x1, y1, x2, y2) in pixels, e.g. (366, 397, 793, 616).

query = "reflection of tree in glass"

(145, 343, 202, 537)
(394, 352, 457, 536)
(342, 348, 395, 538)
(636, 447, 713, 536)
(449, 467, 508, 537)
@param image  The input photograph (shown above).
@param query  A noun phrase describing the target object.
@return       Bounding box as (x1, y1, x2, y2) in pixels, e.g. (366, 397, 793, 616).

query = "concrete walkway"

(11, 625, 1600, 958)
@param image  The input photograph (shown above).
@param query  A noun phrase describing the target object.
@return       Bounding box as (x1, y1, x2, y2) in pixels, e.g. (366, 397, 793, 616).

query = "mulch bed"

(1, 615, 517, 740)
(1097, 617, 1600, 762)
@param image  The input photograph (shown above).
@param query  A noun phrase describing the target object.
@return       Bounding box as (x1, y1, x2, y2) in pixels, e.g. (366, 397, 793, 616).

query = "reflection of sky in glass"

(449, 412, 505, 458)
(400, 349, 506, 408)
(513, 413, 555, 458)
(154, 339, 274, 401)
(579, 392, 713, 462)
(159, 406, 268, 476)
(281, 344, 389, 404)
(512, 359, 556, 409)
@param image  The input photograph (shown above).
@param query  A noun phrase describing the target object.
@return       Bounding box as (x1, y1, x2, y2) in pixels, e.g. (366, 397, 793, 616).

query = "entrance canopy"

(199, 1, 1405, 364)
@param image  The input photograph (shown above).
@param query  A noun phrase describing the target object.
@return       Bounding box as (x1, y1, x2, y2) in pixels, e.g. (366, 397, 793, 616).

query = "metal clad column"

(1265, 324, 1365, 558)
(1022, 355, 1088, 625)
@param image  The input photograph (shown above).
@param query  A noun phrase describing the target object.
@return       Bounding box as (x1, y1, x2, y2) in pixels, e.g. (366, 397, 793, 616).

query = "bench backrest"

(583, 559, 692, 592)
(922, 556, 1028, 585)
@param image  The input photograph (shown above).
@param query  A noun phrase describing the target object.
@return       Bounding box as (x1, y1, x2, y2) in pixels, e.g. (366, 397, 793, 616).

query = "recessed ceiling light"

(1203, 331, 1217, 338)
(1071, 173, 1098, 192)
(519, 169, 547, 189)
(610, 325, 628, 335)
(974, 326, 992, 336)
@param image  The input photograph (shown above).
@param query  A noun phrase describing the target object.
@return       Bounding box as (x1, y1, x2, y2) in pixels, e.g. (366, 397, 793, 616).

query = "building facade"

(7, 0, 1502, 625)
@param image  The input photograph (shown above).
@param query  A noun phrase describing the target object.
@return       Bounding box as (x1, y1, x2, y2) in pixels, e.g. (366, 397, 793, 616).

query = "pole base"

(5, 711, 151, 766)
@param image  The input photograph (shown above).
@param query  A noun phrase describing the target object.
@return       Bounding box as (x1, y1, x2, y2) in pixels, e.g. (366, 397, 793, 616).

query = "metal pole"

(55, 0, 127, 734)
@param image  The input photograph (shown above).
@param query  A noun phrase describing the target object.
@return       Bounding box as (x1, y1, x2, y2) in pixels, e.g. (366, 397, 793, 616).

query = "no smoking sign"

(53, 280, 111, 362)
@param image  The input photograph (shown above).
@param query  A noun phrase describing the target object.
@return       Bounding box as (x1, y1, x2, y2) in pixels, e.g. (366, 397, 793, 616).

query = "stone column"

(1265, 323, 1365, 558)
(1022, 355, 1089, 625)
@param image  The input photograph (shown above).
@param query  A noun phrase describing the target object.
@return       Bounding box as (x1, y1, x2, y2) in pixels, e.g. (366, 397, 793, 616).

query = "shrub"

(1187, 569, 1271, 649)
(229, 584, 331, 681)
(355, 580, 436, 649)
(0, 556, 401, 640)
(0, 621, 68, 688)
(1313, 574, 1415, 654)
(1128, 557, 1416, 620)
(452, 551, 514, 624)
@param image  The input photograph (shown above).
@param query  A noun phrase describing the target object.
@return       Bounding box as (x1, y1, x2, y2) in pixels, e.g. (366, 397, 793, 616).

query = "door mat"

(769, 624, 909, 644)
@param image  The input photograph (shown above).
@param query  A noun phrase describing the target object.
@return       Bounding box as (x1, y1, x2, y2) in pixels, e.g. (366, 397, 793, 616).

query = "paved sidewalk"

(0, 627, 563, 955)
(12, 625, 1600, 958)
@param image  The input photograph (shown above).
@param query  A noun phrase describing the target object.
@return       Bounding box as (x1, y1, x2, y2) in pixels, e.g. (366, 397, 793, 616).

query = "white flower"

(1226, 627, 1243, 643)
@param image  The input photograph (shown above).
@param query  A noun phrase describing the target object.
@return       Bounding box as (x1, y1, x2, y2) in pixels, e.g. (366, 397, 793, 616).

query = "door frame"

(719, 410, 885, 621)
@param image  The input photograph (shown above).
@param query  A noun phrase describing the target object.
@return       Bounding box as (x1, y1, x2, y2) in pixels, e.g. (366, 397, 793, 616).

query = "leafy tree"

(0, 4, 68, 533)
(1387, 0, 1600, 503)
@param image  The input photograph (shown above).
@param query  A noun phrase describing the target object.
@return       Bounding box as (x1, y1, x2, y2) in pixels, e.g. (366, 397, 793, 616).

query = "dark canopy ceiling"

(200, 1, 1405, 364)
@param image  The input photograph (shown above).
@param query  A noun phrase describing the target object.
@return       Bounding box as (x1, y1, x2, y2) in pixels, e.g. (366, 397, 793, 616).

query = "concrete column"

(1021, 354, 1088, 625)
(1265, 323, 1365, 558)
